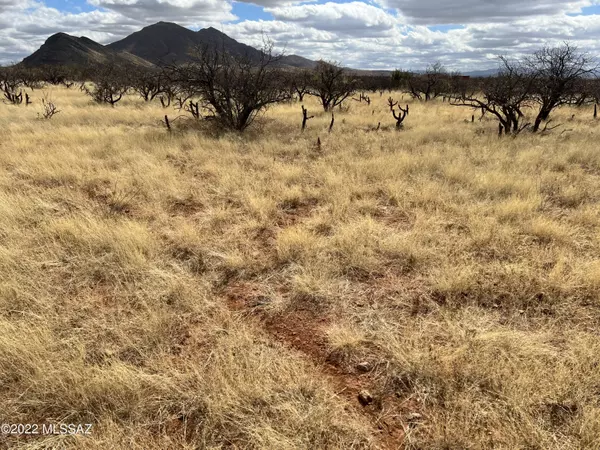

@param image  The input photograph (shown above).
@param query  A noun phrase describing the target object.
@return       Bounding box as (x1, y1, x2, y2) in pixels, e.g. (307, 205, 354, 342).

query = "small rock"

(356, 362, 371, 373)
(406, 412, 422, 422)
(357, 390, 374, 406)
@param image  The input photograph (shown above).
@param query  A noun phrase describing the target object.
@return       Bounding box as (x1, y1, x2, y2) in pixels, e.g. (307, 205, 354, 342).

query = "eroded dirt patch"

(222, 280, 408, 449)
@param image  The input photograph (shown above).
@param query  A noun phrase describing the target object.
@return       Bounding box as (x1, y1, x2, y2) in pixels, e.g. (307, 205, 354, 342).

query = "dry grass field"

(1, 86, 600, 449)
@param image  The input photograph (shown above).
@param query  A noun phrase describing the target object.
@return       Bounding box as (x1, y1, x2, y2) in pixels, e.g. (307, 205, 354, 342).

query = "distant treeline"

(2, 42, 599, 134)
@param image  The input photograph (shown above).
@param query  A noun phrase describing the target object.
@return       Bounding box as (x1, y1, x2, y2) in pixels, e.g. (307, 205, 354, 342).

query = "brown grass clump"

(1, 86, 599, 449)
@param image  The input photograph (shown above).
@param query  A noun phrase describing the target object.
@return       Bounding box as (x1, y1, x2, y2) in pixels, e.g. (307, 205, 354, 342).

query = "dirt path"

(222, 281, 407, 450)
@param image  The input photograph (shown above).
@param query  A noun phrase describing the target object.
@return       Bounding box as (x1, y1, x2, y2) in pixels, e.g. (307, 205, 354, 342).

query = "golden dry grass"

(1, 86, 599, 449)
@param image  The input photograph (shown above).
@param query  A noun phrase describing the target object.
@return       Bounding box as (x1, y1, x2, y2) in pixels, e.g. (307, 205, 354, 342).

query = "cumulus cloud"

(380, 0, 593, 24)
(235, 0, 306, 7)
(265, 2, 399, 35)
(223, 19, 414, 67)
(223, 12, 600, 70)
(88, 0, 235, 24)
(0, 0, 29, 11)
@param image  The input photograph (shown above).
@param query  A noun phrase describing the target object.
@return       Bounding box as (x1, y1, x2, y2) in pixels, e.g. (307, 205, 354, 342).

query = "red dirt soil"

(222, 280, 408, 449)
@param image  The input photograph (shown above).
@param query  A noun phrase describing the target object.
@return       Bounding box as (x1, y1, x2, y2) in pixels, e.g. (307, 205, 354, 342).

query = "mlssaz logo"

(42, 424, 93, 435)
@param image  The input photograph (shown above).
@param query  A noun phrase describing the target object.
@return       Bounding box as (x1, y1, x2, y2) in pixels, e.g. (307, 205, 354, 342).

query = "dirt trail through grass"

(223, 279, 408, 449)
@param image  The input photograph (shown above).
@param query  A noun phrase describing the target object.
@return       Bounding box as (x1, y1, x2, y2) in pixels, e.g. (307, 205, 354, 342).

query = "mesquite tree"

(407, 62, 448, 101)
(37, 65, 68, 85)
(451, 57, 536, 135)
(445, 73, 475, 102)
(131, 69, 166, 102)
(526, 44, 597, 131)
(166, 40, 288, 131)
(581, 78, 600, 106)
(391, 69, 411, 90)
(309, 60, 356, 111)
(290, 69, 312, 102)
(568, 78, 598, 106)
(83, 62, 130, 106)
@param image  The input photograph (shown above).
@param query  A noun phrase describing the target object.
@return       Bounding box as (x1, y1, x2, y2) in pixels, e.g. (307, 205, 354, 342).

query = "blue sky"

(2, 0, 600, 69)
(578, 5, 600, 14)
(231, 3, 273, 22)
(45, 0, 95, 13)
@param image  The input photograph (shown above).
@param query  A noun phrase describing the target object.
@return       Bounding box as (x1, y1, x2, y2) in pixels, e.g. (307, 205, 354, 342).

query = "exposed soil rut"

(222, 281, 407, 450)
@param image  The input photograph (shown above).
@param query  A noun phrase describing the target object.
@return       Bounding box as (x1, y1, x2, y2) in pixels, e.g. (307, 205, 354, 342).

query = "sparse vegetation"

(451, 56, 536, 134)
(407, 62, 448, 101)
(2, 42, 600, 449)
(82, 62, 130, 106)
(38, 93, 60, 119)
(309, 60, 357, 111)
(165, 41, 289, 130)
(527, 43, 597, 131)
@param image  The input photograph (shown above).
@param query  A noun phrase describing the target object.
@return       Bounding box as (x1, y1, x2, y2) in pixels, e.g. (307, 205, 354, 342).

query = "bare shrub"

(38, 94, 61, 120)
(309, 60, 356, 112)
(407, 62, 448, 101)
(131, 69, 166, 102)
(165, 39, 288, 131)
(451, 57, 536, 135)
(526, 43, 597, 131)
(83, 62, 130, 106)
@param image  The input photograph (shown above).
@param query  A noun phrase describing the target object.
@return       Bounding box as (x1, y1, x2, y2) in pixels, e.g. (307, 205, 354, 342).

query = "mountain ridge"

(22, 22, 316, 69)
(21, 32, 154, 68)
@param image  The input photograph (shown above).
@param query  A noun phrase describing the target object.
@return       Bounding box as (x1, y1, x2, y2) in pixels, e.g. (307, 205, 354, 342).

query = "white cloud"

(88, 0, 235, 24)
(380, 0, 594, 24)
(223, 13, 600, 70)
(265, 2, 400, 35)
(0, 0, 33, 12)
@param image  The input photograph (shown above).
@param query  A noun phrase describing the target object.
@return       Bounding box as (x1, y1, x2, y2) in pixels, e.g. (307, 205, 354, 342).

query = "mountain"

(278, 54, 316, 69)
(21, 32, 152, 68)
(108, 22, 315, 68)
(196, 26, 263, 62)
(21, 21, 315, 69)
(463, 68, 499, 77)
(106, 22, 200, 65)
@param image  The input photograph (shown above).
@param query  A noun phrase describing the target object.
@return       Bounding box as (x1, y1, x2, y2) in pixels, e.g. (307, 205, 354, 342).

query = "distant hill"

(278, 54, 316, 69)
(463, 68, 498, 77)
(22, 22, 316, 69)
(21, 32, 152, 68)
(106, 22, 200, 65)
(347, 68, 499, 78)
(108, 22, 315, 68)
